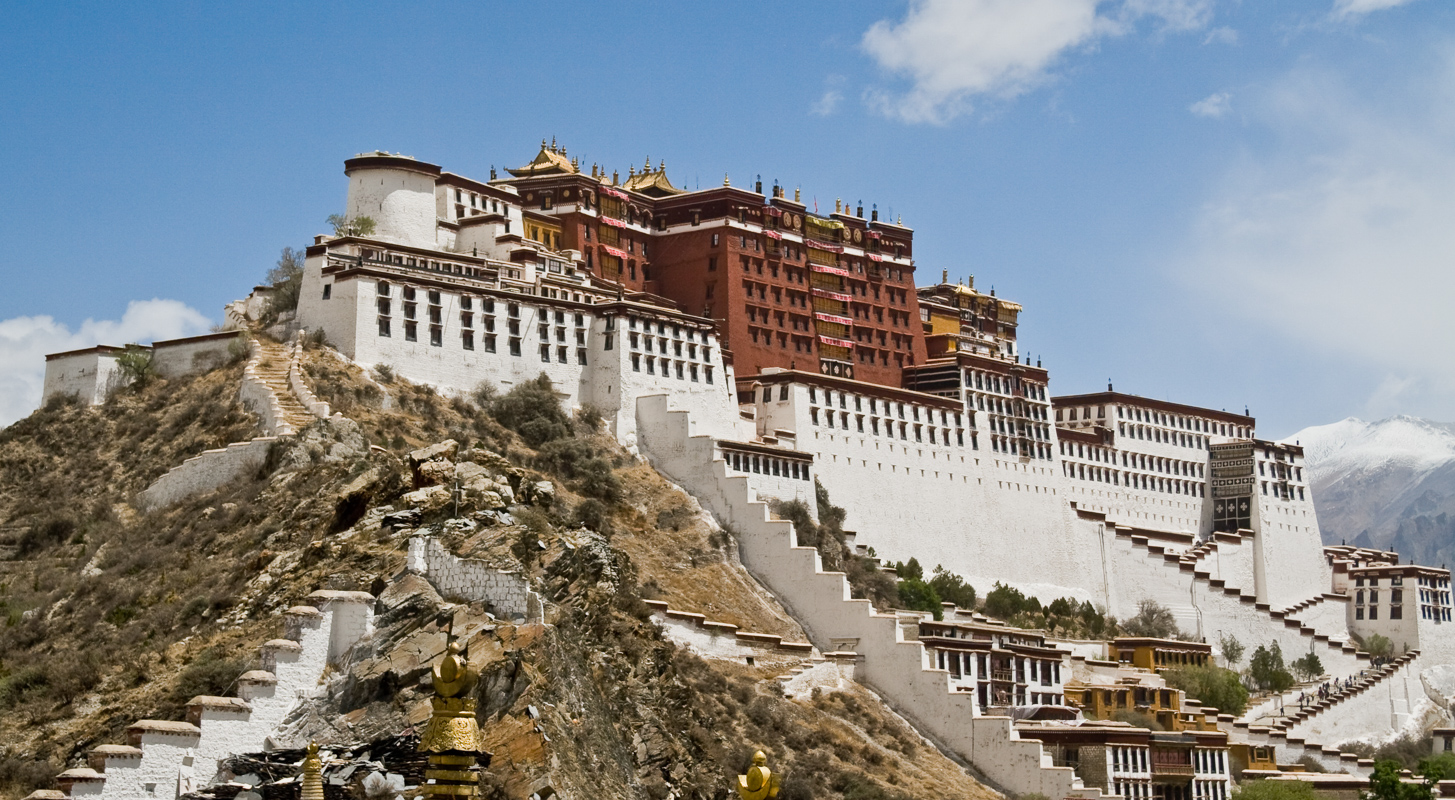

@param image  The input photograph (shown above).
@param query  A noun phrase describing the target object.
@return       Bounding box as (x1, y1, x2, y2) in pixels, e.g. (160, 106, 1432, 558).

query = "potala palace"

(38, 144, 1455, 800)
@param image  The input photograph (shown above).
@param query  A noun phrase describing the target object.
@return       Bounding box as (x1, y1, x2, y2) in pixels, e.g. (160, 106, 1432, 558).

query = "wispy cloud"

(811, 75, 847, 116)
(861, 0, 1219, 123)
(1331, 0, 1422, 20)
(1203, 26, 1238, 45)
(1189, 91, 1232, 117)
(1178, 59, 1455, 421)
(0, 299, 211, 427)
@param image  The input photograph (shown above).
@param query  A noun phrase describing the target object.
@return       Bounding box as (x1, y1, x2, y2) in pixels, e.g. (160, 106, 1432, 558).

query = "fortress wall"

(297, 258, 361, 358)
(1211, 534, 1257, 596)
(1257, 496, 1331, 610)
(1285, 655, 1422, 747)
(634, 394, 1102, 799)
(42, 349, 122, 406)
(1061, 478, 1205, 536)
(406, 535, 542, 623)
(151, 334, 241, 379)
(135, 438, 276, 512)
(346, 166, 437, 249)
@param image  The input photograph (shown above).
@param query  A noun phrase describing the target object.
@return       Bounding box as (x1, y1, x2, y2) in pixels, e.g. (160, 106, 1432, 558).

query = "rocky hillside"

(1286, 416, 1455, 566)
(0, 338, 1000, 800)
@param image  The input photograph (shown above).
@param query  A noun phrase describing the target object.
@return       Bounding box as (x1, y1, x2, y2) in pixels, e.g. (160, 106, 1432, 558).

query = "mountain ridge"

(1285, 415, 1455, 567)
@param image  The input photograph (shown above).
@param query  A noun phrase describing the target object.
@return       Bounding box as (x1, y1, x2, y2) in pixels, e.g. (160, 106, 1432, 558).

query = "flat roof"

(1052, 391, 1254, 427)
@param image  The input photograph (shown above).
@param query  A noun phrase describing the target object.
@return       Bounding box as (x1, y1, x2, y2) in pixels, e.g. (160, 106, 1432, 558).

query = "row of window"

(627, 331, 711, 362)
(1110, 747, 1150, 775)
(1120, 423, 1208, 450)
(811, 406, 964, 447)
(933, 650, 1063, 686)
(1261, 481, 1306, 501)
(810, 386, 961, 426)
(625, 315, 711, 343)
(723, 450, 810, 480)
(1061, 441, 1206, 478)
(627, 352, 713, 383)
(969, 370, 1046, 401)
(991, 436, 1050, 460)
(1062, 461, 1208, 497)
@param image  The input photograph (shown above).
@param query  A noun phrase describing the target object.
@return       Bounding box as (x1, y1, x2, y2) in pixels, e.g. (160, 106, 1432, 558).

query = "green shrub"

(896, 579, 942, 619)
(115, 345, 156, 390)
(1291, 652, 1324, 681)
(491, 374, 571, 446)
(16, 516, 76, 557)
(572, 498, 612, 535)
(170, 648, 248, 706)
(928, 565, 976, 609)
(1163, 664, 1249, 715)
(1122, 598, 1184, 639)
(1111, 710, 1163, 730)
(1231, 779, 1318, 800)
(1248, 642, 1295, 693)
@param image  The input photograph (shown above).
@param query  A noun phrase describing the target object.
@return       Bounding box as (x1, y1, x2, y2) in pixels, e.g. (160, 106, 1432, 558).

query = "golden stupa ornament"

(300, 742, 325, 800)
(736, 750, 781, 800)
(418, 641, 489, 799)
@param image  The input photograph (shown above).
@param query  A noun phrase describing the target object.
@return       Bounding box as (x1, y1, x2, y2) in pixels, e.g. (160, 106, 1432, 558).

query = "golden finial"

(612, 170, 619, 185)
(419, 642, 487, 799)
(540, 138, 547, 151)
(629, 165, 636, 177)
(835, 198, 842, 213)
(551, 136, 557, 151)
(794, 187, 801, 202)
(736, 751, 780, 800)
(724, 173, 731, 187)
(659, 159, 666, 173)
(897, 215, 902, 224)
(644, 156, 652, 172)
(300, 742, 324, 800)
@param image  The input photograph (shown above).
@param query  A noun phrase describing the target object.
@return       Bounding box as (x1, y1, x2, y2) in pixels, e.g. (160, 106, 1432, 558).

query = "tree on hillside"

(1163, 664, 1249, 715)
(1122, 599, 1182, 639)
(1220, 633, 1246, 667)
(1291, 652, 1324, 682)
(327, 213, 377, 237)
(926, 565, 976, 610)
(265, 246, 306, 320)
(1248, 642, 1295, 693)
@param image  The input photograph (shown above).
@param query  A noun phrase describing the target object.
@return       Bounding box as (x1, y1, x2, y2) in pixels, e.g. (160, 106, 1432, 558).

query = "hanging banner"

(599, 216, 627, 228)
(811, 264, 850, 277)
(600, 186, 629, 200)
(817, 335, 855, 349)
(811, 288, 852, 302)
(806, 239, 844, 253)
(601, 245, 629, 259)
(814, 312, 854, 326)
(764, 230, 783, 240)
(868, 254, 883, 262)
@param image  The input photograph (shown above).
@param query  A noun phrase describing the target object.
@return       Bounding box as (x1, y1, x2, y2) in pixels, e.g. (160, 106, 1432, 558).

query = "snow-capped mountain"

(1283, 416, 1455, 567)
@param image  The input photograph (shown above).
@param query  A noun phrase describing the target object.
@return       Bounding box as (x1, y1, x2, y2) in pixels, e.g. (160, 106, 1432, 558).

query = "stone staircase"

(53, 591, 374, 800)
(137, 333, 331, 511)
(635, 393, 1105, 800)
(247, 336, 315, 434)
(1113, 531, 1370, 676)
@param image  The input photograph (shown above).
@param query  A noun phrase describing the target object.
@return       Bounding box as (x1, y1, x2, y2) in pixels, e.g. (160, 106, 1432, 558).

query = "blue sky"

(2, 0, 1452, 436)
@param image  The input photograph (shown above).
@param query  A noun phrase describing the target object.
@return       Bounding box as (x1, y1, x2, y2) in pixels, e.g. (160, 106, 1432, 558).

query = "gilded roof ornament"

(418, 641, 488, 799)
(300, 742, 324, 800)
(507, 141, 578, 177)
(724, 173, 731, 187)
(736, 751, 780, 800)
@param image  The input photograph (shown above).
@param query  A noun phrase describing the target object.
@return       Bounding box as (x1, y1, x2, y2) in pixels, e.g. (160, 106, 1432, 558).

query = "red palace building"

(500, 142, 930, 388)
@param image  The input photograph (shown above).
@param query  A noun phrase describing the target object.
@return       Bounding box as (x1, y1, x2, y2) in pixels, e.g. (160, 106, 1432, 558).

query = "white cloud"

(1332, 0, 1421, 19)
(861, 0, 1218, 123)
(811, 90, 843, 116)
(1189, 91, 1232, 117)
(1203, 26, 1238, 45)
(0, 299, 211, 427)
(1179, 61, 1455, 421)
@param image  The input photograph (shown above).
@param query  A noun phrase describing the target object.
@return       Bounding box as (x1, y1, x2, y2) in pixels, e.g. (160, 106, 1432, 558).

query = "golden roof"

(622, 159, 684, 197)
(506, 140, 579, 178)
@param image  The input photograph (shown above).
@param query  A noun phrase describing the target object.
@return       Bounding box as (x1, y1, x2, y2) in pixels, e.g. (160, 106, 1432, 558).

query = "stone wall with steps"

(136, 333, 331, 512)
(53, 591, 374, 800)
(634, 393, 1106, 800)
(405, 535, 543, 624)
(642, 598, 816, 664)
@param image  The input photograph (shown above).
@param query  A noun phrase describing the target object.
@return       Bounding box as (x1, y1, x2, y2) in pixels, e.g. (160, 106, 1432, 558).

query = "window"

(429, 326, 442, 347)
(321, 284, 331, 300)
(484, 334, 496, 353)
(377, 318, 391, 337)
(509, 338, 521, 357)
(540, 344, 550, 362)
(404, 321, 417, 342)
(462, 331, 474, 350)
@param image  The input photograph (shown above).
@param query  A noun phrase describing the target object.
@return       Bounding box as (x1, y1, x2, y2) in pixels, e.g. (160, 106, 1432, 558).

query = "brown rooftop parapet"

(23, 791, 69, 800)
(55, 769, 104, 794)
(125, 720, 201, 747)
(87, 744, 142, 772)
